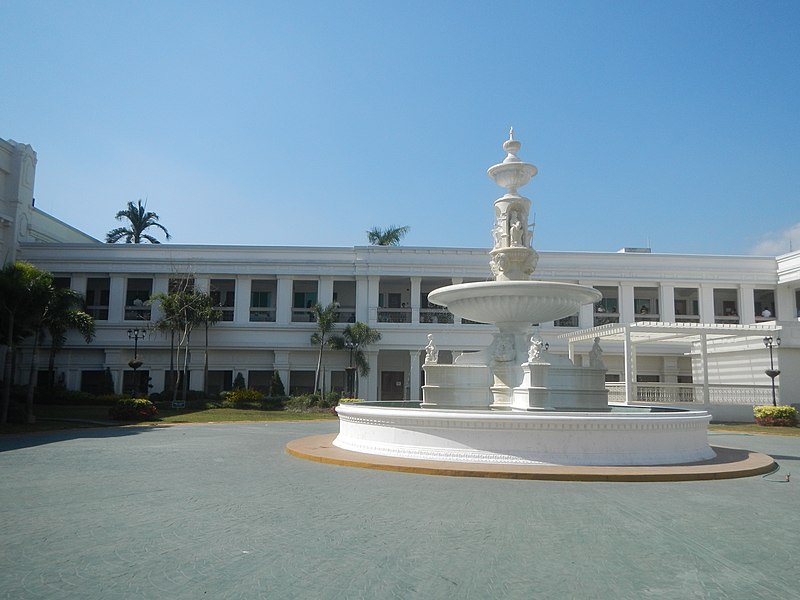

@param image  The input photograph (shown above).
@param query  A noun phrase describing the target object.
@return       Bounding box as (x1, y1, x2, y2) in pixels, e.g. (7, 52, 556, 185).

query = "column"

(194, 277, 210, 293)
(739, 285, 756, 325)
(108, 276, 125, 323)
(699, 285, 715, 324)
(355, 277, 369, 323)
(234, 276, 251, 324)
(276, 277, 292, 325)
(367, 276, 380, 325)
(410, 277, 421, 323)
(623, 328, 634, 405)
(659, 284, 675, 322)
(273, 349, 289, 384)
(578, 303, 594, 329)
(409, 350, 421, 402)
(619, 284, 635, 324)
(318, 276, 334, 306)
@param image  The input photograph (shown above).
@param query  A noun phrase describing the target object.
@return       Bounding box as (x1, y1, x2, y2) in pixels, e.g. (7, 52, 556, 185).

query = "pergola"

(559, 322, 782, 404)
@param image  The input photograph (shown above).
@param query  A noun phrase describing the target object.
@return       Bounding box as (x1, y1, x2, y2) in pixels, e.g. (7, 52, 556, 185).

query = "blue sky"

(2, 0, 798, 255)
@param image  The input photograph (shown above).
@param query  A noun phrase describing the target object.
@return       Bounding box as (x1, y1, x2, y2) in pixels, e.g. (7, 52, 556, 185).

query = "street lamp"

(344, 340, 357, 398)
(763, 336, 781, 407)
(128, 328, 146, 396)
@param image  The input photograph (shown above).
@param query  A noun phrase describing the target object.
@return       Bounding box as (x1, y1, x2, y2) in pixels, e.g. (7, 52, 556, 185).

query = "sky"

(2, 0, 799, 256)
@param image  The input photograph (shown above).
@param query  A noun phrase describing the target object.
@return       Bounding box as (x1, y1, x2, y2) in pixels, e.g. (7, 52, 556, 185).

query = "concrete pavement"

(1, 422, 798, 599)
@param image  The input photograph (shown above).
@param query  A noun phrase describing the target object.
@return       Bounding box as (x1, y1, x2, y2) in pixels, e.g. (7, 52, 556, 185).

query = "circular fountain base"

(332, 403, 716, 467)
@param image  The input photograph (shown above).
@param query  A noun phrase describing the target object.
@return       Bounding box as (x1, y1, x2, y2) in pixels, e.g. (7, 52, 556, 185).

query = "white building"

(3, 137, 799, 420)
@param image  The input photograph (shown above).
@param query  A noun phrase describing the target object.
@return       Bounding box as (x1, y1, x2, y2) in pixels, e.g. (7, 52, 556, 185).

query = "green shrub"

(338, 397, 362, 404)
(753, 405, 798, 427)
(222, 388, 265, 407)
(233, 372, 246, 390)
(108, 398, 158, 421)
(268, 371, 286, 397)
(33, 388, 119, 406)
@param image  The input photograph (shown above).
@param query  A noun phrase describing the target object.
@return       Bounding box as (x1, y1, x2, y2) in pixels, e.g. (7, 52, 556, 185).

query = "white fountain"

(333, 131, 715, 466)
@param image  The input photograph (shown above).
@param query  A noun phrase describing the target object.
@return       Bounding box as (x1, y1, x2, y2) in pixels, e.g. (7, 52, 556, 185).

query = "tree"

(367, 225, 410, 246)
(43, 288, 95, 388)
(151, 283, 207, 405)
(23, 286, 95, 422)
(330, 322, 381, 398)
(268, 370, 285, 397)
(194, 293, 222, 396)
(309, 302, 339, 396)
(0, 262, 53, 424)
(106, 199, 171, 244)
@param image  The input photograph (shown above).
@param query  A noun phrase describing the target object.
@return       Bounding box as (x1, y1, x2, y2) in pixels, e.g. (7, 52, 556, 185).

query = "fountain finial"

(509, 126, 514, 140)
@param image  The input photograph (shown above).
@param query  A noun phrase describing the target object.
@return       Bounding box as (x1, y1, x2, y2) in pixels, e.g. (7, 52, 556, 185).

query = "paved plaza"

(1, 422, 798, 599)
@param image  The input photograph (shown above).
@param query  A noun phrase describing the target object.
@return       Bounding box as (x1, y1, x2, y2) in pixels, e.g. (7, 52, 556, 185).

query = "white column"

(410, 276, 421, 323)
(367, 276, 380, 325)
(659, 284, 675, 322)
(620, 284, 634, 324)
(355, 277, 369, 323)
(234, 277, 251, 324)
(623, 328, 634, 405)
(276, 277, 292, 325)
(699, 285, 716, 324)
(194, 277, 210, 293)
(409, 350, 421, 402)
(578, 303, 594, 329)
(700, 333, 709, 404)
(318, 276, 334, 306)
(108, 276, 125, 323)
(739, 285, 756, 325)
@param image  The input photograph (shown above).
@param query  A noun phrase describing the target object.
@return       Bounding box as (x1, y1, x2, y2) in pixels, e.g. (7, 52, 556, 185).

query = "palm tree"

(44, 288, 95, 388)
(367, 225, 410, 246)
(309, 302, 339, 396)
(106, 199, 171, 244)
(194, 293, 222, 396)
(0, 262, 53, 424)
(329, 322, 381, 398)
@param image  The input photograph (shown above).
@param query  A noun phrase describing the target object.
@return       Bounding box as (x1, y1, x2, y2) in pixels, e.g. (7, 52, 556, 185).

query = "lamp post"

(344, 340, 357, 399)
(763, 336, 781, 407)
(127, 328, 146, 397)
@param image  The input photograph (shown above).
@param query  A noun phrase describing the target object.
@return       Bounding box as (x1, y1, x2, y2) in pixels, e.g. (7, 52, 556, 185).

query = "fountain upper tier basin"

(428, 281, 602, 330)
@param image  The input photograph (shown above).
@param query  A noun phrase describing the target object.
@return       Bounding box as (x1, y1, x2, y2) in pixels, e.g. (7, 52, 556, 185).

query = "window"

(85, 277, 110, 320)
(210, 279, 235, 321)
(168, 277, 194, 293)
(250, 280, 276, 322)
(333, 281, 356, 323)
(713, 289, 739, 324)
(674, 288, 699, 323)
(634, 287, 659, 322)
(206, 370, 233, 396)
(555, 314, 579, 327)
(53, 276, 71, 290)
(292, 280, 318, 322)
(125, 278, 153, 320)
(594, 286, 619, 326)
(754, 289, 776, 320)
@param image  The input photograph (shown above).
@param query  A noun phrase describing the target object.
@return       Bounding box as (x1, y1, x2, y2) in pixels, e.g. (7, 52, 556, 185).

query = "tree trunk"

(203, 323, 209, 396)
(25, 328, 42, 424)
(1, 312, 15, 424)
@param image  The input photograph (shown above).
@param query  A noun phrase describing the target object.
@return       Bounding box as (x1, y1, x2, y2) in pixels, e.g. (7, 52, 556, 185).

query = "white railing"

(606, 383, 777, 405)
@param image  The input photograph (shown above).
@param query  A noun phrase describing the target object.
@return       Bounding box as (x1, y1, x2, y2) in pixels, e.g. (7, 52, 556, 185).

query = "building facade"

(3, 136, 800, 418)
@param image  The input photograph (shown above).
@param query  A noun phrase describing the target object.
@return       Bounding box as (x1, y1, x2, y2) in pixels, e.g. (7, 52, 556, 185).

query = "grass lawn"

(0, 404, 337, 435)
(2, 405, 798, 437)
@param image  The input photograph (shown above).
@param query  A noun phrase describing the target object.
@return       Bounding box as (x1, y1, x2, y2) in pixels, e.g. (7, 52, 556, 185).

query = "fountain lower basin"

(334, 403, 715, 466)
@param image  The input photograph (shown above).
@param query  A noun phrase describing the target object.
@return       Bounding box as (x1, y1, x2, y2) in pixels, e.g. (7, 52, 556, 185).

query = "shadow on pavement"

(0, 425, 159, 452)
